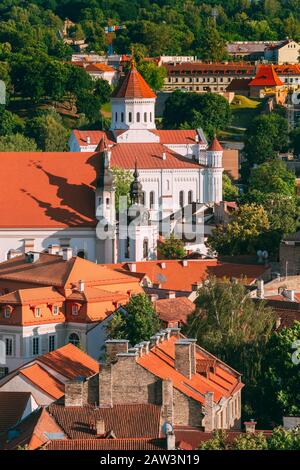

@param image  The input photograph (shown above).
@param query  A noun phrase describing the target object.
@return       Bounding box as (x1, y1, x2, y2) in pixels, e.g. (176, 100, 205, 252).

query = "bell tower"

(95, 138, 117, 264)
(110, 61, 157, 132)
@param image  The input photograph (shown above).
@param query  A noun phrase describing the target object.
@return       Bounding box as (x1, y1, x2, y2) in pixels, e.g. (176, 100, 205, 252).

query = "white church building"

(0, 63, 223, 264)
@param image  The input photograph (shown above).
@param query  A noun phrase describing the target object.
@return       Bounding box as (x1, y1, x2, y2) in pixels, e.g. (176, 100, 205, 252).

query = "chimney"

(63, 247, 73, 261)
(24, 239, 35, 254)
(79, 280, 85, 293)
(162, 152, 167, 160)
(86, 136, 91, 144)
(160, 262, 166, 269)
(167, 291, 176, 299)
(128, 263, 136, 273)
(7, 249, 22, 260)
(174, 339, 196, 379)
(105, 339, 129, 364)
(244, 420, 257, 434)
(283, 289, 295, 302)
(95, 419, 105, 436)
(48, 244, 60, 255)
(150, 334, 160, 347)
(26, 252, 40, 263)
(149, 293, 158, 303)
(204, 391, 215, 432)
(65, 377, 87, 407)
(257, 279, 264, 299)
(167, 430, 176, 450)
(99, 365, 113, 408)
(162, 379, 174, 424)
(182, 260, 188, 267)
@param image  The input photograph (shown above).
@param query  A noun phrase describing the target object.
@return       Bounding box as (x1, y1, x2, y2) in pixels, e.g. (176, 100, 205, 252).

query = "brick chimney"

(99, 365, 113, 408)
(7, 249, 22, 260)
(79, 279, 85, 293)
(48, 244, 60, 255)
(65, 377, 87, 407)
(244, 420, 257, 434)
(174, 339, 197, 379)
(204, 391, 215, 432)
(24, 239, 35, 254)
(162, 379, 174, 424)
(167, 291, 176, 299)
(105, 339, 129, 364)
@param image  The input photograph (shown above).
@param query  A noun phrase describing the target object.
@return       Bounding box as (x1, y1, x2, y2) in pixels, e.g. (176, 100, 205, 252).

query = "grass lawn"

(101, 101, 112, 118)
(230, 95, 262, 130)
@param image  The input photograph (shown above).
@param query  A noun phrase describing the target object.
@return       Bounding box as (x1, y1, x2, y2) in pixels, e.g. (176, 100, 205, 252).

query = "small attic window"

(53, 305, 59, 316)
(3, 306, 12, 318)
(35, 307, 41, 317)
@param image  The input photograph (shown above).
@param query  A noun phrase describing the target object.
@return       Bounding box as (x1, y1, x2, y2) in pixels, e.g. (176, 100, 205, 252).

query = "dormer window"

(72, 304, 79, 316)
(3, 306, 12, 318)
(35, 307, 41, 317)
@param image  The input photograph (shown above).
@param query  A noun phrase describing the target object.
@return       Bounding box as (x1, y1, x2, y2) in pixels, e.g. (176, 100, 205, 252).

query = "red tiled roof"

(249, 65, 284, 87)
(72, 130, 116, 146)
(86, 63, 116, 73)
(155, 297, 196, 324)
(0, 392, 32, 433)
(151, 130, 202, 145)
(44, 438, 165, 450)
(48, 403, 161, 439)
(110, 143, 202, 169)
(112, 63, 156, 99)
(208, 137, 223, 152)
(138, 334, 242, 405)
(118, 259, 269, 292)
(0, 286, 65, 305)
(274, 64, 300, 75)
(2, 407, 65, 450)
(19, 364, 65, 399)
(37, 343, 99, 380)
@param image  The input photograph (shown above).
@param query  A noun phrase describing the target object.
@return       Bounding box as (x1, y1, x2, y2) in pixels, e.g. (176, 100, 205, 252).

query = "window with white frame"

(4, 307, 11, 318)
(32, 337, 39, 356)
(72, 304, 79, 316)
(53, 305, 59, 316)
(35, 307, 41, 317)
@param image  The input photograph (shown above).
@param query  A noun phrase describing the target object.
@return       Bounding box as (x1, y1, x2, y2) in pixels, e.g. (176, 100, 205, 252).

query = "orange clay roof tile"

(112, 64, 156, 99)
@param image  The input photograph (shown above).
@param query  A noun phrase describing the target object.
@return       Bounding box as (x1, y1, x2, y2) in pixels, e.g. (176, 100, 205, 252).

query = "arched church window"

(150, 112, 152, 122)
(106, 197, 110, 209)
(129, 112, 132, 123)
(143, 238, 149, 259)
(188, 190, 193, 204)
(121, 112, 124, 122)
(115, 112, 118, 122)
(69, 333, 80, 347)
(137, 112, 140, 122)
(150, 191, 155, 209)
(179, 191, 184, 208)
(144, 112, 147, 122)
(141, 191, 146, 206)
(77, 250, 85, 259)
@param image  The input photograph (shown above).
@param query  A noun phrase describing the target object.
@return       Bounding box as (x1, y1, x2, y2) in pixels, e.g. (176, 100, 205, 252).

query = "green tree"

(223, 174, 239, 201)
(232, 432, 268, 450)
(159, 234, 186, 260)
(0, 108, 23, 136)
(268, 427, 300, 450)
(107, 294, 161, 346)
(197, 18, 227, 62)
(163, 91, 231, 137)
(260, 322, 300, 424)
(290, 125, 300, 156)
(248, 161, 296, 197)
(0, 133, 38, 151)
(25, 110, 68, 151)
(200, 430, 229, 450)
(207, 204, 270, 256)
(138, 61, 167, 91)
(111, 167, 133, 212)
(244, 114, 289, 167)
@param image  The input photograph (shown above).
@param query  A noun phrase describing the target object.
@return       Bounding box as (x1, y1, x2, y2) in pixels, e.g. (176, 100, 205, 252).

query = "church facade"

(0, 64, 223, 264)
